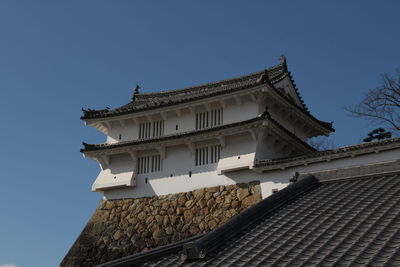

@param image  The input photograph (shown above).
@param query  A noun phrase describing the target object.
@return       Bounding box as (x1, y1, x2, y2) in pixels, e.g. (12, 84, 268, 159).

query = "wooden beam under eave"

(102, 121, 112, 131)
(234, 95, 242, 106)
(160, 111, 168, 121)
(175, 109, 181, 117)
(249, 129, 257, 141)
(157, 147, 166, 159)
(217, 136, 226, 148)
(91, 123, 102, 132)
(219, 99, 227, 109)
(101, 155, 110, 166)
(128, 151, 137, 162)
(186, 143, 195, 155)
(250, 93, 257, 102)
(204, 103, 211, 112)
(129, 117, 138, 125)
(146, 114, 153, 122)
(96, 122, 110, 134)
(118, 120, 125, 127)
(188, 106, 196, 115)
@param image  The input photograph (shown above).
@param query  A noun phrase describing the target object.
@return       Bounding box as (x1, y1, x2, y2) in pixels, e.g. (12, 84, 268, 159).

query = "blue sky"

(0, 1, 399, 266)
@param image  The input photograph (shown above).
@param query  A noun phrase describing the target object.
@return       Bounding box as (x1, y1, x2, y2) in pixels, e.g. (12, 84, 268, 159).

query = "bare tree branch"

(308, 136, 335, 151)
(345, 68, 400, 132)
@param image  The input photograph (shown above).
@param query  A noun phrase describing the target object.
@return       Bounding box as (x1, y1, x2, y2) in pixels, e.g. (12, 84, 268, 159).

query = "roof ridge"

(136, 63, 284, 97)
(96, 234, 203, 267)
(318, 169, 400, 184)
(80, 59, 333, 131)
(256, 137, 400, 167)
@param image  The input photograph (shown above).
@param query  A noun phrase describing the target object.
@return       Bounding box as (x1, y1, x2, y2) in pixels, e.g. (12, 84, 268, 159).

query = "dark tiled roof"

(81, 112, 317, 153)
(99, 173, 400, 266)
(81, 60, 334, 132)
(82, 63, 287, 120)
(255, 137, 400, 168)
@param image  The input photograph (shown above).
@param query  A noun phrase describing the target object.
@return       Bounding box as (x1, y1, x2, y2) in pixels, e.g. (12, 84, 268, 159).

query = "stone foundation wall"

(61, 181, 262, 266)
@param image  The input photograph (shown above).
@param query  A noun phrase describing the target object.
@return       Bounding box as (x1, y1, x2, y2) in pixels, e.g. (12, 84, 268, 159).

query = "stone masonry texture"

(61, 181, 262, 266)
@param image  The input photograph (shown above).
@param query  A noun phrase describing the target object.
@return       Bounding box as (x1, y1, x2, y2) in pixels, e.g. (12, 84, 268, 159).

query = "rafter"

(217, 136, 226, 148)
(145, 114, 153, 122)
(188, 106, 196, 115)
(157, 147, 166, 159)
(249, 128, 258, 141)
(103, 121, 112, 130)
(204, 103, 211, 112)
(219, 99, 227, 109)
(128, 151, 137, 162)
(234, 95, 242, 106)
(187, 143, 195, 155)
(160, 112, 168, 121)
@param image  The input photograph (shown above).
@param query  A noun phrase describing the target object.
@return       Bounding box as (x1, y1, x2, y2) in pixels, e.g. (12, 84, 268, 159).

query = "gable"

(274, 75, 306, 110)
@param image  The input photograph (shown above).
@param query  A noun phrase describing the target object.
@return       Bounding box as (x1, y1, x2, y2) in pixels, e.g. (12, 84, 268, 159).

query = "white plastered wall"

(102, 133, 258, 199)
(105, 96, 259, 144)
(101, 147, 400, 200)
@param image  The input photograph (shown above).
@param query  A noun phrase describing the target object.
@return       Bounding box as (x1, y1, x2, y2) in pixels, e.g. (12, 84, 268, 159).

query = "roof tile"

(99, 173, 400, 266)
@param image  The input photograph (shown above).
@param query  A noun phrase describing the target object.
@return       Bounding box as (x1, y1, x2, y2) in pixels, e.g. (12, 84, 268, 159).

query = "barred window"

(195, 145, 221, 166)
(195, 108, 223, 130)
(138, 154, 163, 174)
(139, 120, 164, 139)
(210, 144, 221, 164)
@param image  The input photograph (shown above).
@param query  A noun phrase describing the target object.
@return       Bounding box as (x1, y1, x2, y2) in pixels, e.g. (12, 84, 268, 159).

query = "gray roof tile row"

(82, 64, 287, 119)
(81, 60, 334, 132)
(255, 137, 400, 168)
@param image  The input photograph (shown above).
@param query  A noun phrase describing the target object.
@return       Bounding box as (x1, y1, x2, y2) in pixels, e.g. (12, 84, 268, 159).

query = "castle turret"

(80, 59, 334, 199)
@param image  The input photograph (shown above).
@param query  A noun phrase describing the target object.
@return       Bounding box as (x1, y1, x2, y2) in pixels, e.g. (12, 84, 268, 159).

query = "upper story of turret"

(81, 57, 334, 146)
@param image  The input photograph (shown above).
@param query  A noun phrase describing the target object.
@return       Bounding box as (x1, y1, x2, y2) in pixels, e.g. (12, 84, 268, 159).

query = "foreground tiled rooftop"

(99, 172, 400, 266)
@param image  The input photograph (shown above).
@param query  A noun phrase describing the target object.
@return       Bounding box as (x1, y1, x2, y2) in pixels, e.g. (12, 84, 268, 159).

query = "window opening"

(138, 154, 163, 174)
(139, 120, 164, 139)
(195, 145, 221, 166)
(195, 108, 223, 130)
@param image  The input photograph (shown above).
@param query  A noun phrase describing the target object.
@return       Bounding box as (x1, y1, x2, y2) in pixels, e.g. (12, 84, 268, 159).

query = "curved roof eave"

(81, 112, 316, 155)
(81, 60, 334, 133)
